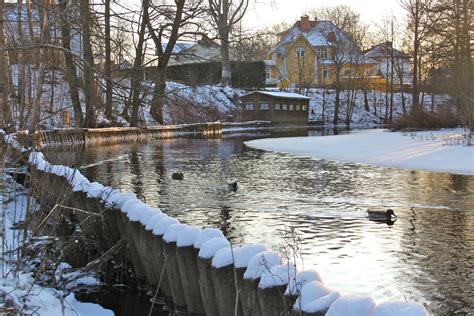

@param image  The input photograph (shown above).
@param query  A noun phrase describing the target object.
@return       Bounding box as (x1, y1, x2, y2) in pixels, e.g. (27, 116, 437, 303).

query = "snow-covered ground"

(0, 173, 114, 315)
(8, 64, 448, 129)
(245, 129, 474, 176)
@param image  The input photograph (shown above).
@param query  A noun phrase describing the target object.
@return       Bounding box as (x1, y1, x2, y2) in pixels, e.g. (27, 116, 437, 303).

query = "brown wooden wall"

(240, 94, 309, 124)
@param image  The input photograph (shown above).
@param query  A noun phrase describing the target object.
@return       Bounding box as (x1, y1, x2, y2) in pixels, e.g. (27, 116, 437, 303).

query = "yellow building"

(266, 16, 383, 90)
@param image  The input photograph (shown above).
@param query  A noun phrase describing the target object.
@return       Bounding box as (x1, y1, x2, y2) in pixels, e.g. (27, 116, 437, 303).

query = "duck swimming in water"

(368, 209, 397, 222)
(228, 181, 238, 191)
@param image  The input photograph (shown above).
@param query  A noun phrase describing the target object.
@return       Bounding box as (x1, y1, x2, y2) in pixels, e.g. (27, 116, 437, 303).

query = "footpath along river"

(46, 129, 474, 315)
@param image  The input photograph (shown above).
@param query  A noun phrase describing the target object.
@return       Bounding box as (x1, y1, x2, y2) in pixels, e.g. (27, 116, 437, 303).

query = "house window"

(296, 104, 301, 111)
(266, 69, 272, 79)
(316, 47, 328, 58)
(302, 105, 307, 111)
(296, 47, 305, 57)
(275, 103, 281, 110)
(323, 69, 330, 78)
(259, 103, 269, 110)
(289, 104, 294, 111)
(344, 69, 352, 76)
(282, 104, 288, 110)
(245, 103, 254, 110)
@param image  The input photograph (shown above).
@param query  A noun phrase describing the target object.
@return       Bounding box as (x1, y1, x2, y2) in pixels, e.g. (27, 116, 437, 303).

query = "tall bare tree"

(80, 0, 97, 127)
(400, 0, 437, 113)
(104, 0, 113, 119)
(146, 0, 205, 124)
(29, 0, 51, 132)
(310, 5, 365, 125)
(208, 0, 249, 85)
(58, 0, 84, 127)
(0, 0, 11, 128)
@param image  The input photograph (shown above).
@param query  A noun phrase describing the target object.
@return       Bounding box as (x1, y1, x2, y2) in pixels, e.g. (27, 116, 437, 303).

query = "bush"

(144, 61, 266, 89)
(390, 105, 460, 131)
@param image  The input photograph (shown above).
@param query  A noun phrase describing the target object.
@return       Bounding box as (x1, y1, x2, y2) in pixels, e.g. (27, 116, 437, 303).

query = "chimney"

(300, 15, 310, 33)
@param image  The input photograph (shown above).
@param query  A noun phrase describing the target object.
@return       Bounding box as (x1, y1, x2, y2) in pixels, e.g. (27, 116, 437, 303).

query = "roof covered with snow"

(364, 43, 411, 59)
(241, 90, 311, 100)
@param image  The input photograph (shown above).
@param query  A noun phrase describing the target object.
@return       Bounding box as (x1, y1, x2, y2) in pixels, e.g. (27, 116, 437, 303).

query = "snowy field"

(245, 129, 474, 176)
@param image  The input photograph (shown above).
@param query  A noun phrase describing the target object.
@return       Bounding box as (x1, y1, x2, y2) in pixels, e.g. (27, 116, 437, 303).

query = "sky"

(243, 0, 406, 31)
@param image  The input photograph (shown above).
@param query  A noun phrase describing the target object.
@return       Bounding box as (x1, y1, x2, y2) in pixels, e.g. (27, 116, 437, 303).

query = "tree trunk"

(0, 0, 12, 128)
(104, 0, 113, 119)
(130, 0, 150, 127)
(80, 0, 96, 127)
(333, 70, 341, 125)
(219, 27, 232, 85)
(148, 0, 185, 124)
(58, 0, 83, 127)
(411, 0, 420, 113)
(363, 88, 369, 112)
(150, 71, 166, 125)
(29, 0, 50, 132)
(218, 0, 231, 85)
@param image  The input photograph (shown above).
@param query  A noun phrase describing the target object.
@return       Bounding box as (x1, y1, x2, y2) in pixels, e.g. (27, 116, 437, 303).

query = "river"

(45, 129, 474, 315)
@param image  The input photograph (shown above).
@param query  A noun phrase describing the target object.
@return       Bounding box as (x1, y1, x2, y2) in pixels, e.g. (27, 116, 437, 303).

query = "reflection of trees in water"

(129, 151, 144, 201)
(399, 172, 474, 314)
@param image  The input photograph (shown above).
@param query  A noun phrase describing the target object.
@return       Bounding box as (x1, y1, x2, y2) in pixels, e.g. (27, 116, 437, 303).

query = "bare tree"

(0, 0, 12, 128)
(29, 0, 51, 132)
(310, 5, 364, 125)
(400, 0, 438, 113)
(58, 0, 84, 127)
(80, 0, 97, 127)
(146, 0, 206, 124)
(208, 0, 249, 85)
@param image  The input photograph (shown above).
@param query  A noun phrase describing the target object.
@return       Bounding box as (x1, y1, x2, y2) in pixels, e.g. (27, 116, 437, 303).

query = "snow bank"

(325, 295, 376, 316)
(245, 129, 474, 175)
(177, 226, 202, 247)
(199, 237, 231, 259)
(373, 301, 428, 316)
(212, 244, 267, 269)
(193, 228, 224, 249)
(258, 262, 296, 289)
(243, 250, 282, 280)
(285, 269, 323, 296)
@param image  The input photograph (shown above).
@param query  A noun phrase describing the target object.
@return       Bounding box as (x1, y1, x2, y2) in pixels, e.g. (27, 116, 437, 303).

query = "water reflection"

(46, 129, 474, 315)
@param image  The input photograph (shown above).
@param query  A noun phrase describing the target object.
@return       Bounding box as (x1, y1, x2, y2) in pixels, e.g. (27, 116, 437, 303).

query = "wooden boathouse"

(239, 90, 310, 124)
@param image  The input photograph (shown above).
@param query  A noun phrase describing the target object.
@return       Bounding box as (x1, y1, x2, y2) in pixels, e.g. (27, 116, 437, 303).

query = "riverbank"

(0, 173, 114, 315)
(245, 128, 473, 176)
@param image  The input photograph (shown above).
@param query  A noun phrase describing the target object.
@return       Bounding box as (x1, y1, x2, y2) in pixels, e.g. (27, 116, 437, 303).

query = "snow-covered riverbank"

(245, 129, 474, 176)
(0, 173, 114, 315)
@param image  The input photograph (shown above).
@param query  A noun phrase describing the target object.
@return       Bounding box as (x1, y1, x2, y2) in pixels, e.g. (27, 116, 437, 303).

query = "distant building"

(239, 90, 310, 124)
(265, 15, 382, 90)
(161, 35, 224, 66)
(364, 42, 412, 90)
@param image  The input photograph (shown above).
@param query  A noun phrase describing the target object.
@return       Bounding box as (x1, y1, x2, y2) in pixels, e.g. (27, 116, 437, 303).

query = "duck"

(171, 172, 184, 180)
(228, 181, 238, 191)
(367, 209, 397, 222)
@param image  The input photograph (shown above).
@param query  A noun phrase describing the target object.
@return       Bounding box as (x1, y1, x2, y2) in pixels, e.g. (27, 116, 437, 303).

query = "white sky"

(243, 0, 406, 30)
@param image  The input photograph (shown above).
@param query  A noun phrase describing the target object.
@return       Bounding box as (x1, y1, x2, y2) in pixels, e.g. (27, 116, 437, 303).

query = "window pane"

(259, 103, 269, 110)
(296, 104, 301, 111)
(289, 104, 294, 110)
(275, 103, 281, 110)
(282, 104, 288, 110)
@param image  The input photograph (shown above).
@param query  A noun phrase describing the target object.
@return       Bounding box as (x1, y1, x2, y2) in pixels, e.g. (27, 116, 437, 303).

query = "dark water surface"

(46, 129, 474, 315)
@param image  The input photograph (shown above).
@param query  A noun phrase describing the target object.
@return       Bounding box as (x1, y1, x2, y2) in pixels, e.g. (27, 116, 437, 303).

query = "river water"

(46, 129, 474, 315)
